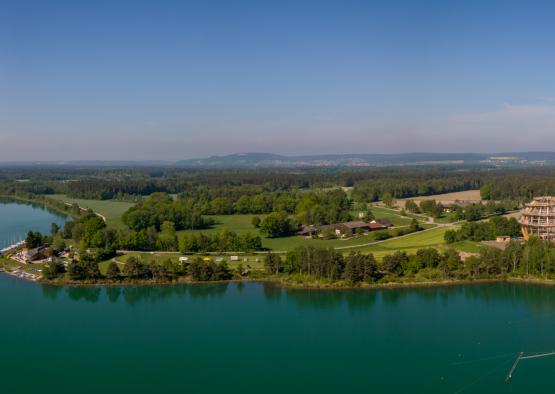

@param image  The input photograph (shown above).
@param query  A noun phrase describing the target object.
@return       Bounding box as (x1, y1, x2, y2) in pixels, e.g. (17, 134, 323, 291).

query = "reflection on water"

(37, 281, 555, 319)
(283, 287, 378, 311)
(67, 286, 102, 303)
(41, 285, 63, 301)
(40, 282, 232, 305)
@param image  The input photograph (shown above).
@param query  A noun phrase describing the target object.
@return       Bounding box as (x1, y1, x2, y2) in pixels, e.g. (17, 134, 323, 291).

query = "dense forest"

(4, 165, 555, 203)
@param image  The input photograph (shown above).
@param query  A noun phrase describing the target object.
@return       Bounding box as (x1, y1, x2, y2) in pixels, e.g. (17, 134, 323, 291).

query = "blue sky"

(2, 0, 555, 160)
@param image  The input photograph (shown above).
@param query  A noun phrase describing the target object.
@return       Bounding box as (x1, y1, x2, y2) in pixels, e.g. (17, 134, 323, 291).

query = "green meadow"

(47, 194, 134, 229)
(348, 226, 481, 259)
(43, 195, 480, 258)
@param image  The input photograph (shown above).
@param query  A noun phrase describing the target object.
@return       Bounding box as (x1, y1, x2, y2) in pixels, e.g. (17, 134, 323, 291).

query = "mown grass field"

(348, 226, 481, 259)
(47, 195, 134, 229)
(178, 211, 432, 252)
(178, 214, 262, 236)
(367, 206, 424, 226)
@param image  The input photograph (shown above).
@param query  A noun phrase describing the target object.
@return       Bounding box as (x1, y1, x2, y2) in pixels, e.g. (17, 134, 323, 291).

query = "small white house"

(230, 256, 239, 261)
(179, 256, 189, 263)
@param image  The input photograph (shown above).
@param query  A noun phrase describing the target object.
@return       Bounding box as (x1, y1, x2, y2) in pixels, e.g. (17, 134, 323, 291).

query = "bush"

(105, 261, 121, 280)
(42, 259, 66, 280)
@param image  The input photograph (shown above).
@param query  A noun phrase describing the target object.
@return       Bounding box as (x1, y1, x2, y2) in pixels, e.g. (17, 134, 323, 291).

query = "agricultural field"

(395, 189, 482, 208)
(47, 195, 134, 229)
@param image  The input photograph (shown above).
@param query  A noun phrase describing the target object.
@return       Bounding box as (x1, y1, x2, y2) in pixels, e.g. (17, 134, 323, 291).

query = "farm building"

(375, 219, 392, 227)
(297, 220, 388, 238)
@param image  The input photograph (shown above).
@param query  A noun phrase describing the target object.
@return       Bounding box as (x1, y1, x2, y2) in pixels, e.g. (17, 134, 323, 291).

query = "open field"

(178, 210, 430, 252)
(47, 195, 134, 229)
(39, 196, 476, 257)
(178, 214, 263, 236)
(367, 206, 425, 225)
(348, 226, 481, 259)
(395, 189, 482, 208)
(39, 196, 432, 253)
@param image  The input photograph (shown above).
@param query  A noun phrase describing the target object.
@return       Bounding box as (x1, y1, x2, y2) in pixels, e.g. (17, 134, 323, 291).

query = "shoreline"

(4, 269, 555, 290)
(0, 194, 78, 219)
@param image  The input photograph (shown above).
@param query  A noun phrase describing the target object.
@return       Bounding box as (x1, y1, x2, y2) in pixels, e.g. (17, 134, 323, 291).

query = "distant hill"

(4, 152, 555, 168)
(176, 152, 555, 168)
(0, 160, 172, 167)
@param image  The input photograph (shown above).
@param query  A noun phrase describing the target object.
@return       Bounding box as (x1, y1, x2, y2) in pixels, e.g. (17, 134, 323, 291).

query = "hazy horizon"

(3, 0, 555, 161)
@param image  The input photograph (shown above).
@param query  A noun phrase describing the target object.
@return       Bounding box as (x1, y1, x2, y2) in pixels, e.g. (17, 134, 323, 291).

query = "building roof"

(341, 221, 371, 229)
(297, 225, 318, 235)
(376, 218, 392, 227)
(369, 222, 387, 230)
(23, 247, 42, 257)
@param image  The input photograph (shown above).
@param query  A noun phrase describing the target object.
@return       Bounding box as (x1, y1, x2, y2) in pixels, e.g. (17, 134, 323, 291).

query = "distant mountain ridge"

(176, 152, 555, 168)
(4, 152, 555, 168)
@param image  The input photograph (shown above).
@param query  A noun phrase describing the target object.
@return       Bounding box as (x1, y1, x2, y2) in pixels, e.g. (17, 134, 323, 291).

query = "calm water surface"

(1, 277, 555, 393)
(0, 199, 67, 248)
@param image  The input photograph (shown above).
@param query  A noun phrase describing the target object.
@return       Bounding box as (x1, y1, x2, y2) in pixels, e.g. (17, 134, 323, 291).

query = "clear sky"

(3, 0, 555, 161)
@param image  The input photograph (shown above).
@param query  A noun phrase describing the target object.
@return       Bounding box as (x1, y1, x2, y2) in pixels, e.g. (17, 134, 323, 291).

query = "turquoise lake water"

(2, 201, 555, 393)
(0, 199, 67, 249)
(1, 277, 555, 393)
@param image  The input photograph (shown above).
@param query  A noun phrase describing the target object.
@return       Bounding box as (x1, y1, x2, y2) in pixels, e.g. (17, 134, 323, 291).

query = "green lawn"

(47, 195, 134, 229)
(178, 205, 423, 250)
(177, 213, 435, 252)
(368, 206, 424, 226)
(178, 214, 263, 236)
(347, 226, 478, 259)
(178, 215, 400, 252)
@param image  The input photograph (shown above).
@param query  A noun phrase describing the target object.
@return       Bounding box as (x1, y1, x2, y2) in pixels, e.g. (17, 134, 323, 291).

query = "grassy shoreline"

(3, 270, 555, 290)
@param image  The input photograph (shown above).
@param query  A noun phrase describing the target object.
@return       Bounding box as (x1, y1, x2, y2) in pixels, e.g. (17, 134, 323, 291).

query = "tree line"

(7, 166, 555, 204)
(405, 199, 517, 221)
(264, 238, 555, 283)
(43, 255, 234, 282)
(444, 216, 521, 243)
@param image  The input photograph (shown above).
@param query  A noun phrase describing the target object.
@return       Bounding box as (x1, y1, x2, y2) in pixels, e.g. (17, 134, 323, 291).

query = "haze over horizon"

(3, 0, 555, 161)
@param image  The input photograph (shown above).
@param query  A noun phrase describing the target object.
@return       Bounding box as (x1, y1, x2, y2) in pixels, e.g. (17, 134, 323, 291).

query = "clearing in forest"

(396, 190, 482, 208)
